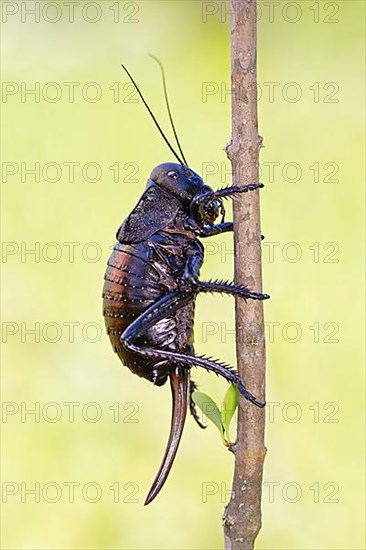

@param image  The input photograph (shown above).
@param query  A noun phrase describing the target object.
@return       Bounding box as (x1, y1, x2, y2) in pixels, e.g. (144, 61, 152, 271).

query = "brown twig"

(223, 1, 267, 549)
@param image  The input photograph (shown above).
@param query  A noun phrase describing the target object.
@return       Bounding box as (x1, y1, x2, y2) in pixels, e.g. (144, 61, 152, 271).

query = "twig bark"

(223, 1, 266, 549)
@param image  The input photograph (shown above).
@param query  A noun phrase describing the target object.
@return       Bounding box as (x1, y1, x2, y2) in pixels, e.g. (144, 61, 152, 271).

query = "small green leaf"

(221, 384, 239, 444)
(192, 391, 225, 442)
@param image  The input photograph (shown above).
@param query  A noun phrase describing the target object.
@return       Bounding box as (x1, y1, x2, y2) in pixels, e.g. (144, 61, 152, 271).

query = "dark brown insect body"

(104, 204, 197, 383)
(102, 62, 269, 505)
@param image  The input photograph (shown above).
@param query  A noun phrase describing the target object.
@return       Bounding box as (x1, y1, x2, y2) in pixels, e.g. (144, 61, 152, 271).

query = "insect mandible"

(102, 57, 269, 505)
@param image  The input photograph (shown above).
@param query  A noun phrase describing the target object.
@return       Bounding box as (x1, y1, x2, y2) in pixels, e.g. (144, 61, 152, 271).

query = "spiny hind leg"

(124, 343, 264, 408)
(121, 291, 194, 347)
(121, 291, 264, 407)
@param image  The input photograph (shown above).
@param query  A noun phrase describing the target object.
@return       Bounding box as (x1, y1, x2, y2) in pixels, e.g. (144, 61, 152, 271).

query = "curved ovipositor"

(144, 366, 190, 505)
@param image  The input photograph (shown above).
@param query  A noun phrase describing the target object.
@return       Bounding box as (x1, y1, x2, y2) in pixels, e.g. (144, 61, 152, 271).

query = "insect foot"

(234, 375, 265, 408)
(246, 291, 270, 301)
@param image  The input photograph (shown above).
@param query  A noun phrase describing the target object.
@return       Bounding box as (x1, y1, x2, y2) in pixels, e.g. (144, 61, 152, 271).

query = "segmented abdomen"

(103, 240, 196, 383)
(103, 242, 161, 350)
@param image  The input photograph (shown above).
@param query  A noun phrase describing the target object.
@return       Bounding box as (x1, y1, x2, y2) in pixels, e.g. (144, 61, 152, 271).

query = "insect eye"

(167, 171, 179, 180)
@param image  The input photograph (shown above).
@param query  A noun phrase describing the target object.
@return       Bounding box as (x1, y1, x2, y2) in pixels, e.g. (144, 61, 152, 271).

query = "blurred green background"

(1, 1, 364, 549)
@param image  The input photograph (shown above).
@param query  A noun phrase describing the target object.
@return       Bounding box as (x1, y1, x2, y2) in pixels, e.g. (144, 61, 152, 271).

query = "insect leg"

(199, 223, 264, 241)
(192, 279, 270, 301)
(182, 247, 269, 301)
(195, 183, 264, 205)
(150, 352, 263, 407)
(189, 379, 207, 429)
(125, 344, 264, 408)
(198, 222, 233, 237)
(121, 291, 263, 407)
(121, 290, 194, 345)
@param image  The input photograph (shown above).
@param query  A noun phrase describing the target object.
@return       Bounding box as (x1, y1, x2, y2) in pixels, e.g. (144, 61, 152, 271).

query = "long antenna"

(149, 54, 189, 168)
(121, 64, 185, 166)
